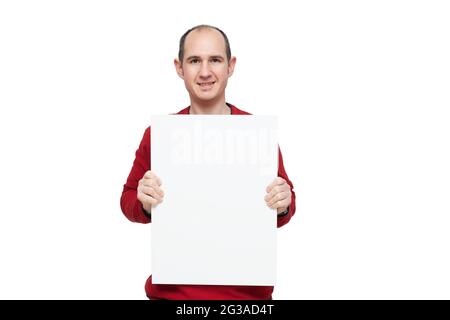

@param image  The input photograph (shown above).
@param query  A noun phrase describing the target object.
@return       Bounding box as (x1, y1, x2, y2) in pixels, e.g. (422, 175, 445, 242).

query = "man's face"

(175, 28, 236, 104)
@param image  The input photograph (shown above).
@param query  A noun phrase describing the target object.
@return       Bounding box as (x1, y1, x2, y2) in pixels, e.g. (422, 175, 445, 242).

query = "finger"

(266, 192, 281, 207)
(143, 171, 162, 185)
(138, 184, 159, 199)
(264, 186, 279, 202)
(273, 197, 291, 209)
(144, 170, 156, 179)
(141, 179, 165, 195)
(266, 177, 286, 193)
(156, 187, 165, 198)
(268, 191, 289, 208)
(141, 186, 164, 200)
(137, 191, 161, 207)
(152, 186, 165, 198)
(265, 183, 289, 201)
(264, 188, 277, 202)
(270, 199, 286, 210)
(271, 193, 292, 209)
(139, 178, 165, 188)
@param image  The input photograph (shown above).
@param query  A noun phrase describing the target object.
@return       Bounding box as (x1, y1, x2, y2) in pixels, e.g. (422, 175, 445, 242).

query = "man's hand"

(137, 170, 164, 213)
(265, 177, 292, 214)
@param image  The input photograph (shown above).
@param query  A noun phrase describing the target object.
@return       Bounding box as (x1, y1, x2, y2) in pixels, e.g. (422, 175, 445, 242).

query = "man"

(120, 25, 296, 300)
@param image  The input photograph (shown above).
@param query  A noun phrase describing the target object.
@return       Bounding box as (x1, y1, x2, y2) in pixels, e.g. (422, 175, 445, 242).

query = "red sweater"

(120, 103, 296, 300)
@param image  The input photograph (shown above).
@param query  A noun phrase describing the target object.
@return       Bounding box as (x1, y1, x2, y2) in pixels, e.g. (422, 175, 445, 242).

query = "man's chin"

(194, 92, 218, 102)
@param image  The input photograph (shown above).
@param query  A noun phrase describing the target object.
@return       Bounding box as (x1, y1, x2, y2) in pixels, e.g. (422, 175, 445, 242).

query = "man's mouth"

(197, 81, 216, 88)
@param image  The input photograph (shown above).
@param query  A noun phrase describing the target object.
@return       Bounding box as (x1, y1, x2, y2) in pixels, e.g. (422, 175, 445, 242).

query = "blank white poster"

(151, 115, 278, 286)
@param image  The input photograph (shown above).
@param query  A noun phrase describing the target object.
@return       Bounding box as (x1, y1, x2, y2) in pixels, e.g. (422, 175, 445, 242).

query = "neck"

(189, 98, 231, 115)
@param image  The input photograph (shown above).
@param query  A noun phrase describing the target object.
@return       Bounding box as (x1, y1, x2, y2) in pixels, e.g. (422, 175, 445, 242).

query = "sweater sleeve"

(277, 147, 296, 228)
(120, 127, 152, 224)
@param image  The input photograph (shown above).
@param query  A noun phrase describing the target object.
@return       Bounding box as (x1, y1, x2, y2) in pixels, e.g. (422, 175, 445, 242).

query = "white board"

(151, 115, 278, 286)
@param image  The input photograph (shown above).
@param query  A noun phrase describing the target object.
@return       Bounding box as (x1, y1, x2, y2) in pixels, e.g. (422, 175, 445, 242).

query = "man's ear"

(227, 56, 236, 78)
(174, 58, 184, 79)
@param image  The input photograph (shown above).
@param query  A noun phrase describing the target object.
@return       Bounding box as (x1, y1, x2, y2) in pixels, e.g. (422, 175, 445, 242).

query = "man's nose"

(199, 61, 212, 78)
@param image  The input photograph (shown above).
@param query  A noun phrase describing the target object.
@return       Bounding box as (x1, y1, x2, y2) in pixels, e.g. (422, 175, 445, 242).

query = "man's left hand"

(265, 177, 292, 214)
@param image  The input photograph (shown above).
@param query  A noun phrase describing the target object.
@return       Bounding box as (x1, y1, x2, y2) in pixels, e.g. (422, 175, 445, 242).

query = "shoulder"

(228, 103, 253, 115)
(138, 126, 151, 147)
(174, 106, 190, 115)
(146, 105, 189, 135)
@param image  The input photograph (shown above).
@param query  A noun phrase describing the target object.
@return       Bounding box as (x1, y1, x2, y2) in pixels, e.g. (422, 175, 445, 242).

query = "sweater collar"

(178, 103, 235, 115)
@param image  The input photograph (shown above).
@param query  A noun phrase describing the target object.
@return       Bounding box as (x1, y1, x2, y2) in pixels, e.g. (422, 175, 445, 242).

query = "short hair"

(178, 25, 231, 63)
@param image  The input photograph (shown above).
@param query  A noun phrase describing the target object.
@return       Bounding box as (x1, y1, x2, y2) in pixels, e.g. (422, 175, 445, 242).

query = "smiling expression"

(175, 28, 236, 105)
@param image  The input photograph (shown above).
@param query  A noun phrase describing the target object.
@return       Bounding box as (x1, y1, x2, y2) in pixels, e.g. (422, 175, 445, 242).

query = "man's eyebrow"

(186, 55, 225, 61)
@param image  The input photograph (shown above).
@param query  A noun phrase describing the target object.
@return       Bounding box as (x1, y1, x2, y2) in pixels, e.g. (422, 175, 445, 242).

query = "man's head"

(174, 25, 236, 106)
(178, 25, 232, 63)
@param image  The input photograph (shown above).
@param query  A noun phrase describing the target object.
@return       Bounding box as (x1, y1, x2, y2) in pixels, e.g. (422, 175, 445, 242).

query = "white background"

(0, 0, 449, 299)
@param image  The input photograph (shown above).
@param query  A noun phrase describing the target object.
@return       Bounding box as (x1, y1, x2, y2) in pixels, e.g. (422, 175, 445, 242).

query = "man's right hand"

(137, 170, 164, 213)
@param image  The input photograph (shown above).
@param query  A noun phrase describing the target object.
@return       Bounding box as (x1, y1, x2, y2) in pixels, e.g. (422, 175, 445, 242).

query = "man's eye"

(211, 58, 221, 63)
(190, 59, 199, 64)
